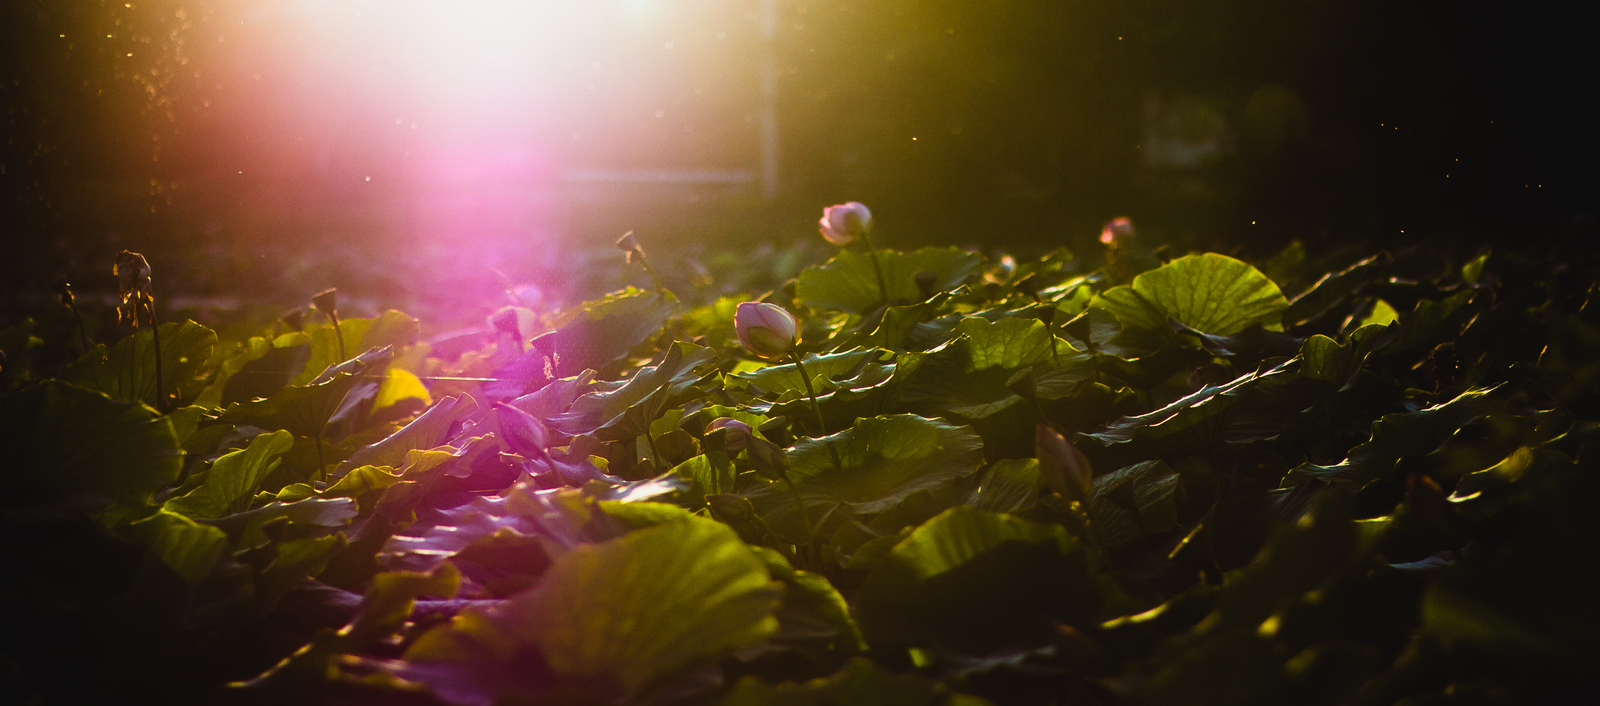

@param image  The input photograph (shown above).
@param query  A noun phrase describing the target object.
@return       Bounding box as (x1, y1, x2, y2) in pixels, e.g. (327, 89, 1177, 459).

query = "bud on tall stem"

(820, 202, 889, 306)
(114, 251, 165, 412)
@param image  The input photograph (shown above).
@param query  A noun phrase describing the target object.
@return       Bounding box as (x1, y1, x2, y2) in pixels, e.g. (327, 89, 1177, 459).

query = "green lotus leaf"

(735, 348, 889, 399)
(721, 657, 990, 706)
(407, 516, 782, 697)
(0, 381, 183, 513)
(336, 393, 478, 474)
(557, 341, 717, 440)
(901, 316, 1090, 419)
(670, 452, 737, 508)
(217, 371, 361, 438)
(127, 509, 230, 584)
(1093, 253, 1289, 335)
(797, 247, 984, 314)
(969, 458, 1043, 514)
(543, 288, 679, 377)
(1284, 386, 1500, 486)
(1088, 460, 1182, 545)
(64, 320, 217, 408)
(854, 506, 1093, 654)
(195, 332, 311, 408)
(292, 310, 421, 386)
(787, 414, 985, 513)
(165, 429, 294, 518)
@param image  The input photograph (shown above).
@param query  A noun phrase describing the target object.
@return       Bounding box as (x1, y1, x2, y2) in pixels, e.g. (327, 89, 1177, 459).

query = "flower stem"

(791, 353, 842, 469)
(782, 472, 815, 566)
(859, 230, 890, 307)
(146, 298, 165, 413)
(637, 252, 668, 300)
(67, 299, 90, 355)
(316, 432, 329, 483)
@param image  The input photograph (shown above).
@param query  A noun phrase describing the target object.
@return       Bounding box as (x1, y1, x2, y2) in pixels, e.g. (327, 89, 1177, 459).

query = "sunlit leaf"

(165, 429, 293, 518)
(542, 288, 678, 377)
(64, 320, 217, 408)
(127, 509, 230, 584)
(406, 516, 782, 697)
(785, 415, 984, 513)
(798, 247, 984, 314)
(217, 371, 362, 438)
(1093, 253, 1289, 335)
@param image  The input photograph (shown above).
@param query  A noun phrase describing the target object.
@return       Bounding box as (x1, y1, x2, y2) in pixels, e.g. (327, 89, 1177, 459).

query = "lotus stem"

(782, 473, 815, 566)
(147, 297, 165, 413)
(68, 299, 90, 354)
(791, 353, 842, 470)
(859, 230, 890, 307)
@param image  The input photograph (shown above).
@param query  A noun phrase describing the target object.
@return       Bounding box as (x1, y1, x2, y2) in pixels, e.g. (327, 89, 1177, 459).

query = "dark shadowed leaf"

(1284, 386, 1499, 486)
(1088, 460, 1182, 545)
(721, 657, 991, 706)
(0, 381, 183, 513)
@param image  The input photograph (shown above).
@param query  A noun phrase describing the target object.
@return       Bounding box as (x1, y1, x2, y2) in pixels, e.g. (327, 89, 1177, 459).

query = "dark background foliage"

(2, 0, 1593, 321)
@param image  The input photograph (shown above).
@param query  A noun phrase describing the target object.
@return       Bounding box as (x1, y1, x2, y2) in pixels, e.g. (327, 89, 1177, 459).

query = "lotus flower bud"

(1099, 217, 1135, 247)
(746, 434, 790, 481)
(311, 288, 339, 320)
(1036, 424, 1092, 504)
(707, 494, 755, 522)
(113, 251, 153, 327)
(819, 201, 872, 246)
(615, 231, 640, 253)
(735, 302, 798, 359)
(49, 277, 74, 308)
(706, 417, 754, 454)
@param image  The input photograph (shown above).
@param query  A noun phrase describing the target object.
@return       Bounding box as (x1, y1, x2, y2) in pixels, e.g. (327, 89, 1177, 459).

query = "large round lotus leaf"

(854, 506, 1094, 654)
(1095, 253, 1289, 335)
(788, 414, 985, 513)
(0, 381, 183, 512)
(64, 320, 217, 408)
(407, 516, 782, 697)
(797, 247, 983, 314)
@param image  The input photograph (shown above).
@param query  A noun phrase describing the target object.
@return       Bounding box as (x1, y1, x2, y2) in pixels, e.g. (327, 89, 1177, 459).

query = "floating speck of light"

(365, 176, 371, 181)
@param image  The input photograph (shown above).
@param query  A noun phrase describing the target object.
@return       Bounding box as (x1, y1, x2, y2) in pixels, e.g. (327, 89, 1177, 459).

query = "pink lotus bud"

(1099, 217, 1135, 246)
(706, 417, 754, 454)
(735, 302, 798, 358)
(819, 202, 873, 246)
(1036, 424, 1093, 504)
